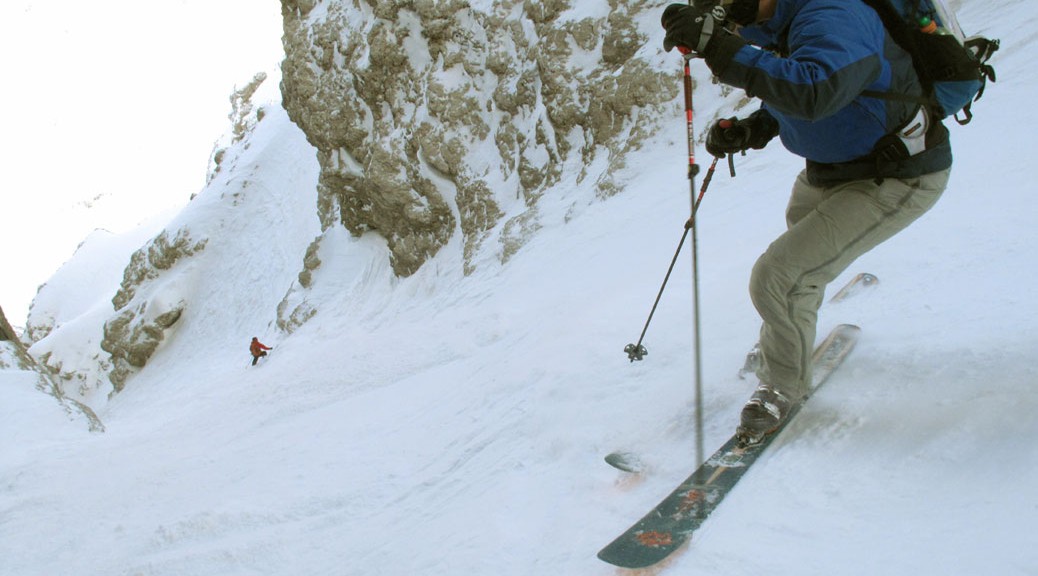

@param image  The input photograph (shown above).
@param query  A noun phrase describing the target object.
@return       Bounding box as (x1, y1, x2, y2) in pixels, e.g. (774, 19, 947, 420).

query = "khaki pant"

(750, 168, 950, 399)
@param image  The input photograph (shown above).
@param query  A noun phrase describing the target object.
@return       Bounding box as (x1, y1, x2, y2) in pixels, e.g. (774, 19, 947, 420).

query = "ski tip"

(604, 451, 644, 473)
(860, 272, 879, 285)
(598, 533, 692, 569)
(835, 323, 862, 335)
(828, 272, 880, 303)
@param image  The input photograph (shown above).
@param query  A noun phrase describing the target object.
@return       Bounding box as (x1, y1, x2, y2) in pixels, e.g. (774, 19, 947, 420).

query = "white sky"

(0, 1, 285, 326)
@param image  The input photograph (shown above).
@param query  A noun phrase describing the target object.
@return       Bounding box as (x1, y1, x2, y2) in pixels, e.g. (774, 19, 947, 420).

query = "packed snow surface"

(2, 2, 1036, 574)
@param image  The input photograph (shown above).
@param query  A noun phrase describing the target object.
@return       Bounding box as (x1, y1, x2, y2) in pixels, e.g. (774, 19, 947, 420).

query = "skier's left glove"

(705, 110, 780, 158)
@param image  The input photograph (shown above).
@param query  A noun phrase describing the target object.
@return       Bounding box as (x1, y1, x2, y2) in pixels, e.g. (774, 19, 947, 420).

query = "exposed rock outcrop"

(101, 228, 206, 391)
(280, 0, 675, 277)
(0, 305, 26, 373)
(209, 72, 271, 185)
(102, 301, 185, 392)
(276, 236, 322, 334)
(111, 229, 207, 311)
(0, 304, 19, 347)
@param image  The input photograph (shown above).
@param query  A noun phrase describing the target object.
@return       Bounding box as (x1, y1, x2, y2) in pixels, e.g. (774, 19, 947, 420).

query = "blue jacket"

(703, 0, 952, 185)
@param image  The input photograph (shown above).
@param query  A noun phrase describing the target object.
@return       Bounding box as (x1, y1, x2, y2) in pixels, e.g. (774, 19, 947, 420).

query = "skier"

(249, 337, 272, 366)
(660, 0, 951, 444)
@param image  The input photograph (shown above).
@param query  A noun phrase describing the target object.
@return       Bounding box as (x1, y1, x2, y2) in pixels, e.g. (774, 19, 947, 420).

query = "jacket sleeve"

(704, 1, 884, 121)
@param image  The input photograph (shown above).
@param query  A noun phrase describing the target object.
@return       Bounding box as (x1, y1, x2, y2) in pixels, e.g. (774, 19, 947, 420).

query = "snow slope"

(2, 1, 1036, 575)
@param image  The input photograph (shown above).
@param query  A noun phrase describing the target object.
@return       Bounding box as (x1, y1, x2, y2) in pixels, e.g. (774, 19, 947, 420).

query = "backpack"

(861, 0, 999, 125)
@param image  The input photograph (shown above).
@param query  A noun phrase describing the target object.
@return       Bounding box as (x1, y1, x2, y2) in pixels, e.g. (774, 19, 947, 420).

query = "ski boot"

(736, 383, 794, 446)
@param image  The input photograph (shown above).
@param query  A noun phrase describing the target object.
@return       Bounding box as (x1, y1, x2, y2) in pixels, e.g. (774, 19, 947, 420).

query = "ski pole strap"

(696, 12, 715, 53)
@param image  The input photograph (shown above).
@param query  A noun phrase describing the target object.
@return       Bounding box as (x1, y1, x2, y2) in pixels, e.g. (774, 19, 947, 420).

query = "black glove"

(661, 3, 719, 55)
(705, 111, 779, 158)
(727, 0, 761, 26)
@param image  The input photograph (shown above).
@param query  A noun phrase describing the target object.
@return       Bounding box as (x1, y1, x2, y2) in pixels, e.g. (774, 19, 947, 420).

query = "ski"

(606, 273, 876, 472)
(828, 272, 879, 303)
(604, 451, 644, 474)
(597, 324, 861, 569)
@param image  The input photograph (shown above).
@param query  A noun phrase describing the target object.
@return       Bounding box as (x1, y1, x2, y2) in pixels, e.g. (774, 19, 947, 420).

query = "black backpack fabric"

(861, 0, 999, 125)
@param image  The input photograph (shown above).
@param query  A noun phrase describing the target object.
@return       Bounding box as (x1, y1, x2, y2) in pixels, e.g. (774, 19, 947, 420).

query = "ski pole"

(629, 3, 724, 465)
(623, 155, 718, 364)
(683, 49, 706, 467)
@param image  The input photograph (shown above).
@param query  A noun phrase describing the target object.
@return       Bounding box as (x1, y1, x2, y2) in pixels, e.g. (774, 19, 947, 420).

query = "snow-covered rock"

(280, 0, 677, 276)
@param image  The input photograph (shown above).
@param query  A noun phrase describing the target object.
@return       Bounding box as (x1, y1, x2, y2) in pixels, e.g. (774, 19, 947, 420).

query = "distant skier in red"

(249, 337, 271, 366)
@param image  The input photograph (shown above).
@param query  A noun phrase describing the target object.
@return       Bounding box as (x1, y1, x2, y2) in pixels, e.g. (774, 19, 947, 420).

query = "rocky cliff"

(14, 0, 681, 410)
(279, 0, 676, 277)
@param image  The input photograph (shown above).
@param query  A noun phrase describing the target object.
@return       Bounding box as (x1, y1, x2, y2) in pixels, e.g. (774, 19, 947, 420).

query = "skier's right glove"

(661, 3, 720, 55)
(705, 110, 780, 158)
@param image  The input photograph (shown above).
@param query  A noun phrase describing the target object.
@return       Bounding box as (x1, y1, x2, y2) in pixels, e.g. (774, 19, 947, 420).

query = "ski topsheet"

(597, 324, 862, 569)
